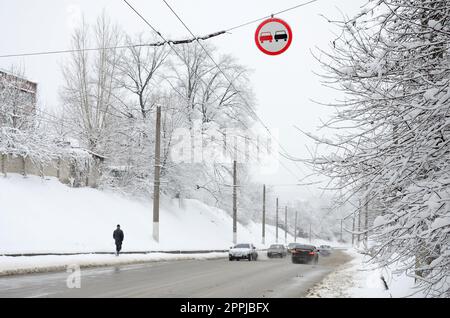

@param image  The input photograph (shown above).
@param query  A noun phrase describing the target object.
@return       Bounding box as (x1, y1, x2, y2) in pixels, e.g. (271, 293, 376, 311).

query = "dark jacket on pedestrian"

(113, 229, 124, 243)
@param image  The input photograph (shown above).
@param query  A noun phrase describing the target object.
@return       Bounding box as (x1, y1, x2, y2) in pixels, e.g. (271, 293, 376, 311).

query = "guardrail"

(1, 250, 229, 257)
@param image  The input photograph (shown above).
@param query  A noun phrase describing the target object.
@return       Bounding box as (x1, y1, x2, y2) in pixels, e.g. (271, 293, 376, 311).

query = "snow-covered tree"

(0, 67, 59, 167)
(61, 13, 122, 159)
(309, 0, 450, 297)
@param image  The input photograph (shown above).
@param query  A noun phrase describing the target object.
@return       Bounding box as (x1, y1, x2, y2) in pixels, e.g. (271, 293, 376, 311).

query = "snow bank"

(0, 252, 227, 276)
(0, 174, 322, 254)
(306, 249, 423, 298)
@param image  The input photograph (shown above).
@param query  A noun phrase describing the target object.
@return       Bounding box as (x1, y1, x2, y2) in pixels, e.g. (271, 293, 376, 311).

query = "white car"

(229, 243, 258, 261)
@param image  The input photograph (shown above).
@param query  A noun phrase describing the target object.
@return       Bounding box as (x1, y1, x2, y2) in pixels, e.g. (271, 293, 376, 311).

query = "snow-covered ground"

(0, 174, 280, 254)
(0, 174, 339, 254)
(306, 249, 423, 298)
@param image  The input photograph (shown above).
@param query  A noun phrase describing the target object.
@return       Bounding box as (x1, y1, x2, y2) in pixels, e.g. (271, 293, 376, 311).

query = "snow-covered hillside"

(0, 174, 336, 254)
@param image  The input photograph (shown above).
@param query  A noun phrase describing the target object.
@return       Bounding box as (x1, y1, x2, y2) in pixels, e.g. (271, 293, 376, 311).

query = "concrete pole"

(365, 194, 369, 247)
(309, 224, 312, 243)
(357, 209, 361, 247)
(284, 206, 287, 244)
(352, 212, 355, 246)
(232, 160, 237, 244)
(294, 211, 298, 243)
(262, 184, 266, 245)
(276, 198, 279, 243)
(152, 106, 161, 242)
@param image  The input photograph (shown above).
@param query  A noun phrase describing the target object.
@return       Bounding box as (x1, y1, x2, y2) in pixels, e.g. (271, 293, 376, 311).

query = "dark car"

(291, 244, 319, 264)
(274, 30, 288, 42)
(319, 245, 332, 256)
(287, 242, 298, 254)
(267, 244, 287, 258)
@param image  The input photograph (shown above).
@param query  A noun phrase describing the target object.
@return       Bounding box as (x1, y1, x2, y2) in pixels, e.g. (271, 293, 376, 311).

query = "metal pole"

(294, 211, 298, 243)
(262, 184, 266, 245)
(276, 198, 279, 243)
(284, 206, 287, 244)
(152, 106, 161, 242)
(232, 160, 237, 244)
(352, 212, 355, 246)
(309, 224, 312, 243)
(365, 194, 369, 247)
(358, 209, 361, 247)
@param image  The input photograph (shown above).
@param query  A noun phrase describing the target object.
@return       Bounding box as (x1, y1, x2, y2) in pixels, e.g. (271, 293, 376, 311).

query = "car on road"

(259, 32, 273, 43)
(287, 242, 298, 254)
(229, 243, 258, 261)
(274, 30, 288, 42)
(318, 245, 332, 256)
(291, 244, 319, 264)
(267, 244, 287, 258)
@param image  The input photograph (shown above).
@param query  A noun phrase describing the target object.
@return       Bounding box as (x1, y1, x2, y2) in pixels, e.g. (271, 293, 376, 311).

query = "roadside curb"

(0, 252, 228, 277)
(1, 250, 229, 257)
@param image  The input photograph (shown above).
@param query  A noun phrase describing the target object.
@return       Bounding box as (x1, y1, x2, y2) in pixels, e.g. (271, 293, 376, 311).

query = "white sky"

(0, 0, 362, 204)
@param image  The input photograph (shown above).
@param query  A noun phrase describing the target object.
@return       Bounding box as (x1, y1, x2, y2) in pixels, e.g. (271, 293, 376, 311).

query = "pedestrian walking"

(113, 225, 124, 256)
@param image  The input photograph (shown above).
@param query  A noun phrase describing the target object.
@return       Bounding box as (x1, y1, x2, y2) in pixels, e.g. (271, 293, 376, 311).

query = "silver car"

(229, 243, 258, 261)
(267, 244, 287, 258)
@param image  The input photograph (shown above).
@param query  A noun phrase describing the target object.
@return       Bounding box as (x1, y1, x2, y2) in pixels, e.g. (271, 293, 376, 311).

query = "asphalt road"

(0, 250, 351, 298)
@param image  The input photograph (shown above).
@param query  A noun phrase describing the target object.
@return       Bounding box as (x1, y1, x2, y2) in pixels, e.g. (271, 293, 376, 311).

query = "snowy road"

(0, 250, 351, 298)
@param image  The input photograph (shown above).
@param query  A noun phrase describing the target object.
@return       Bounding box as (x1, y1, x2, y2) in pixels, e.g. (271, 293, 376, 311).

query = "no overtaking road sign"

(255, 18, 293, 56)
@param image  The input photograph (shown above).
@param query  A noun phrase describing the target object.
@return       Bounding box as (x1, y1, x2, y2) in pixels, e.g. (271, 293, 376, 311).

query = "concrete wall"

(0, 154, 99, 188)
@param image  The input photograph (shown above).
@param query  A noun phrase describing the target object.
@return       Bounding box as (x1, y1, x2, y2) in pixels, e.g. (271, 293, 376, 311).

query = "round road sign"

(255, 18, 293, 56)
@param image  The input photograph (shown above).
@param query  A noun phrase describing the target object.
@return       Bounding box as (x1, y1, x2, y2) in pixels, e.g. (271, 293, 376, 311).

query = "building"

(0, 70, 37, 128)
(0, 70, 104, 188)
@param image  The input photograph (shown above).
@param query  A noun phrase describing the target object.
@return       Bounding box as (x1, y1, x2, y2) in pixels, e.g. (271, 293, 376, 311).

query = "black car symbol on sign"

(274, 30, 288, 42)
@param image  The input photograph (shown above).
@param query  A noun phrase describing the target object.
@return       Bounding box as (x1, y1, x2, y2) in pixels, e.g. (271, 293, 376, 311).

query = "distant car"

(287, 242, 298, 254)
(291, 244, 319, 264)
(274, 30, 288, 42)
(267, 244, 287, 258)
(259, 32, 273, 43)
(319, 245, 332, 256)
(229, 243, 258, 261)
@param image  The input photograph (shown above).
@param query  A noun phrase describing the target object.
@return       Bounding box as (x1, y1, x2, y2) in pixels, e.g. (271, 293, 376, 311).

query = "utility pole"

(232, 160, 237, 244)
(276, 198, 279, 243)
(284, 206, 287, 244)
(294, 211, 298, 243)
(340, 219, 343, 242)
(309, 224, 312, 243)
(357, 209, 361, 247)
(152, 106, 161, 242)
(352, 212, 355, 246)
(262, 184, 266, 245)
(364, 193, 369, 247)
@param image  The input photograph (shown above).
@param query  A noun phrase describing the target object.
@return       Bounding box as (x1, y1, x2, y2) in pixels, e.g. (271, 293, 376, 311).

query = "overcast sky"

(0, 0, 362, 204)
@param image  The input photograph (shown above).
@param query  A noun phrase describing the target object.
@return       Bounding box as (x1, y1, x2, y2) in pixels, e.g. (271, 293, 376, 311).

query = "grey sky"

(0, 0, 362, 203)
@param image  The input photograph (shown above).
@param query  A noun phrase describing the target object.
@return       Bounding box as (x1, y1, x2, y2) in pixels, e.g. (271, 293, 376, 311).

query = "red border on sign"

(255, 18, 293, 56)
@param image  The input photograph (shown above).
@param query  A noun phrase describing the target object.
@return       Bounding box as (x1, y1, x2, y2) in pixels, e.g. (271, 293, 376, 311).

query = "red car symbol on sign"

(259, 32, 273, 44)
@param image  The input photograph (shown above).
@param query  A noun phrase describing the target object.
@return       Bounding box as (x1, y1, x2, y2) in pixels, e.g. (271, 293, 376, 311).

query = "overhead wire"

(0, 0, 319, 58)
(225, 0, 319, 32)
(160, 0, 315, 192)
